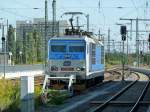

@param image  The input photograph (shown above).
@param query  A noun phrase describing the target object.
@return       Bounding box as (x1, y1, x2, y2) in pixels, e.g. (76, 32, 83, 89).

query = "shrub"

(35, 85, 43, 108)
(46, 89, 69, 105)
(0, 79, 69, 111)
(0, 79, 20, 112)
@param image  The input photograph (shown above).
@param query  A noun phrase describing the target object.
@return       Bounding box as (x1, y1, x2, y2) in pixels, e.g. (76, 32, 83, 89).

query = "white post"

(21, 76, 34, 112)
(68, 75, 75, 91)
(9, 52, 12, 66)
(42, 75, 48, 93)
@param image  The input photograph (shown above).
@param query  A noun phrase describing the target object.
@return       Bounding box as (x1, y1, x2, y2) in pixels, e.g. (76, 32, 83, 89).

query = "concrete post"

(21, 76, 34, 112)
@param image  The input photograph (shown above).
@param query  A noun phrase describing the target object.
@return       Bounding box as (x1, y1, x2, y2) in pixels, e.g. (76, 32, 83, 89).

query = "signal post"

(120, 26, 127, 81)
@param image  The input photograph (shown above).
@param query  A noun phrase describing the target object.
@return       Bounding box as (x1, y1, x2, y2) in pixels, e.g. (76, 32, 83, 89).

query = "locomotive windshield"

(49, 39, 86, 60)
(51, 45, 66, 52)
(69, 46, 85, 52)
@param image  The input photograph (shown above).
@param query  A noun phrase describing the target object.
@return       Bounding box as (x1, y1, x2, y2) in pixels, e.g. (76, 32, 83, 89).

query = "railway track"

(8, 67, 122, 86)
(105, 67, 129, 81)
(89, 75, 150, 112)
(34, 67, 124, 87)
(38, 68, 148, 112)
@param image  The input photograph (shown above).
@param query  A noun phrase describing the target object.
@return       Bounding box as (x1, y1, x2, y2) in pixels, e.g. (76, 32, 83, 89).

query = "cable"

(0, 9, 33, 19)
(53, 6, 150, 9)
(99, 0, 106, 32)
(12, 0, 32, 8)
(0, 8, 44, 10)
(130, 0, 139, 16)
(120, 1, 146, 18)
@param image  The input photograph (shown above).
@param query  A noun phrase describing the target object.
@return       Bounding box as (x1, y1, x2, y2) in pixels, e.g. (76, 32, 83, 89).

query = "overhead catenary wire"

(120, 2, 146, 18)
(98, 0, 106, 32)
(0, 9, 33, 19)
(12, 0, 32, 8)
(130, 0, 139, 16)
(61, 5, 150, 9)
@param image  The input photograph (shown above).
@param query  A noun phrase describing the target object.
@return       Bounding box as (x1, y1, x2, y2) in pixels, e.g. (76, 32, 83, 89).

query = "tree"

(16, 37, 23, 64)
(26, 32, 36, 64)
(7, 25, 16, 63)
(16, 28, 44, 64)
(33, 30, 43, 62)
(22, 30, 28, 64)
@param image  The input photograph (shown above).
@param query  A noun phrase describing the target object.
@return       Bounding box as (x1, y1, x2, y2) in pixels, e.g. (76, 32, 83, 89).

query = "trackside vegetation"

(0, 79, 68, 112)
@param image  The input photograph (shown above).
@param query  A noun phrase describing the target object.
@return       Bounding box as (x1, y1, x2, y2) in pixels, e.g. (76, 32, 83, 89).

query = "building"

(16, 20, 33, 41)
(15, 18, 69, 64)
(16, 18, 69, 41)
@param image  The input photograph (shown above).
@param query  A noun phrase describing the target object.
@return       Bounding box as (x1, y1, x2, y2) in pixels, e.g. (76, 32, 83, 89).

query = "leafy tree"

(22, 31, 28, 64)
(15, 27, 44, 64)
(7, 25, 16, 63)
(15, 37, 23, 64)
(33, 30, 43, 62)
(26, 32, 36, 64)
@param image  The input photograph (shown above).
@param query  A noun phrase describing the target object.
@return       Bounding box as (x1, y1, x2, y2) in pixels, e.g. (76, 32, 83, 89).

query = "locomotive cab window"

(69, 46, 85, 52)
(51, 45, 66, 52)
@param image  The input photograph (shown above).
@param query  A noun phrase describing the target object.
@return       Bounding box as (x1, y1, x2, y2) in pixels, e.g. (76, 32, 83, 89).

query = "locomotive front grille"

(61, 67, 74, 71)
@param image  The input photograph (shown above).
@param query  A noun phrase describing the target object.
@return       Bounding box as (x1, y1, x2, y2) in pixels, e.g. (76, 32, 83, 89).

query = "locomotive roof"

(49, 35, 103, 46)
(50, 35, 84, 40)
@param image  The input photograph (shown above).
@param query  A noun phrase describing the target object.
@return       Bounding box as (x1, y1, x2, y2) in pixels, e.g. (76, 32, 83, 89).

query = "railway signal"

(120, 25, 127, 81)
(148, 33, 150, 42)
(148, 33, 150, 49)
(120, 25, 127, 41)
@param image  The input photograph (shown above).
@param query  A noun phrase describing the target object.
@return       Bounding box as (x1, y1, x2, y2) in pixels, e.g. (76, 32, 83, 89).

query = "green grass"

(46, 89, 69, 105)
(40, 89, 69, 106)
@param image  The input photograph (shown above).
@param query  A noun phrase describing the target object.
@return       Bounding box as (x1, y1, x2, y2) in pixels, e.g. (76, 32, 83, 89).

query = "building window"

(92, 44, 96, 64)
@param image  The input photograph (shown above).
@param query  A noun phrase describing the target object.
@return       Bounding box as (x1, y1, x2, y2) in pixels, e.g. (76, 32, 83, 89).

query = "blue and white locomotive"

(43, 13, 105, 92)
(43, 32, 104, 91)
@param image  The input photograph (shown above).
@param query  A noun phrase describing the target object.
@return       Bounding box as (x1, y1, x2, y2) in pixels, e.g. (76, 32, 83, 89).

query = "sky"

(0, 0, 150, 51)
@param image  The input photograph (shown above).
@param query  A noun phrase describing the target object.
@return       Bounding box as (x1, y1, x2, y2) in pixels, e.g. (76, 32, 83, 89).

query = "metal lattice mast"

(86, 14, 89, 32)
(108, 28, 110, 53)
(44, 0, 48, 68)
(52, 0, 56, 36)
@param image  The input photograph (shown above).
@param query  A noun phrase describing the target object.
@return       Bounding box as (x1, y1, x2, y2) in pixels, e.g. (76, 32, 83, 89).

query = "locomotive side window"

(69, 46, 85, 52)
(92, 44, 96, 64)
(101, 46, 104, 64)
(51, 45, 66, 52)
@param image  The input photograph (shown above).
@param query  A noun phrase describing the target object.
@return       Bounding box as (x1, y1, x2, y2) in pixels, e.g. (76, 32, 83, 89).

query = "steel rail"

(91, 80, 138, 112)
(108, 71, 122, 75)
(130, 71, 140, 80)
(91, 101, 150, 105)
(129, 80, 150, 112)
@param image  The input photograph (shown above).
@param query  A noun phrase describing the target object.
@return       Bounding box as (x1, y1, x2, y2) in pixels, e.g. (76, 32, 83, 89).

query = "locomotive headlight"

(76, 67, 81, 71)
(76, 67, 85, 71)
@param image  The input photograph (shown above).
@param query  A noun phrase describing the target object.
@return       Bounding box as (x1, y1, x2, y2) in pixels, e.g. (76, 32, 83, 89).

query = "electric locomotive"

(42, 13, 105, 92)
